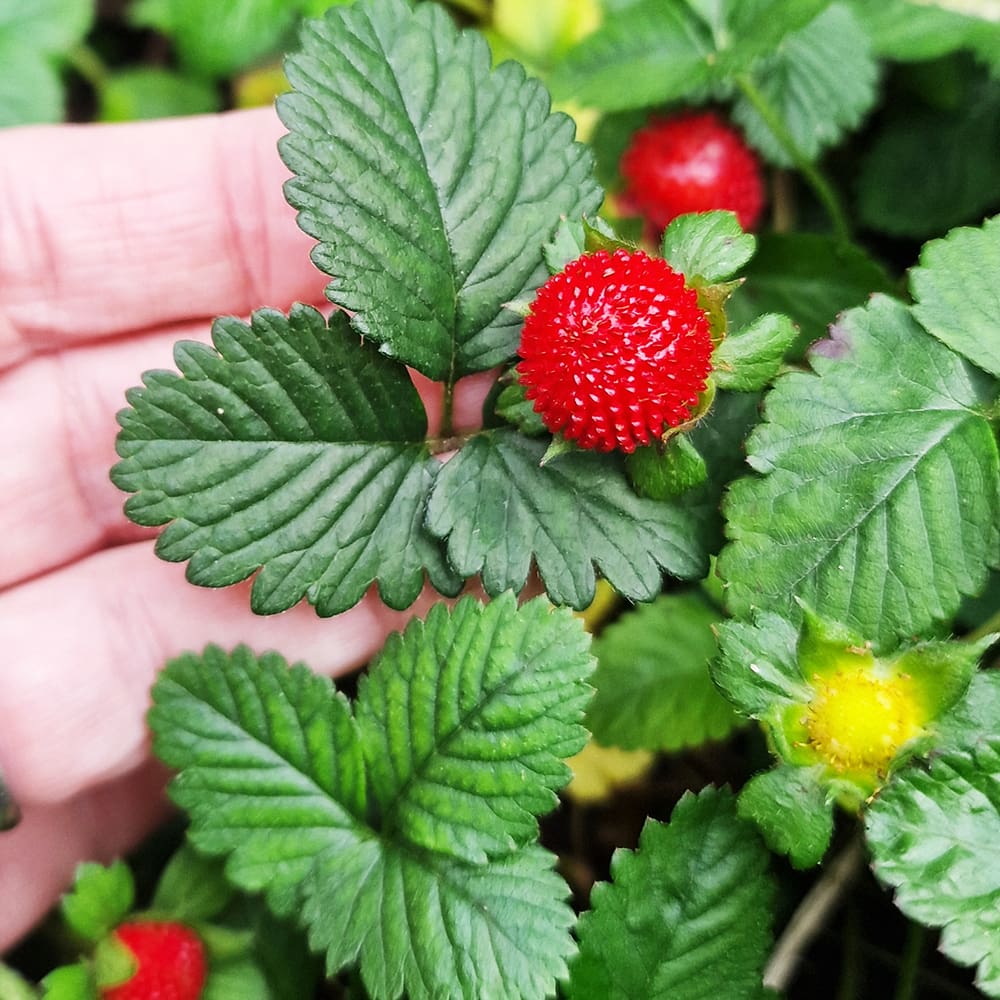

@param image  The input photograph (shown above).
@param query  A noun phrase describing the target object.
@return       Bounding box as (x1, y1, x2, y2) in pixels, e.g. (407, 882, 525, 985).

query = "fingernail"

(0, 770, 21, 831)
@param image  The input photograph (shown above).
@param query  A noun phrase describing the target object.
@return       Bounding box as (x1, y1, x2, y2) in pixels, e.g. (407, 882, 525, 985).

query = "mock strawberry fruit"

(516, 248, 713, 453)
(101, 921, 207, 1000)
(620, 111, 764, 231)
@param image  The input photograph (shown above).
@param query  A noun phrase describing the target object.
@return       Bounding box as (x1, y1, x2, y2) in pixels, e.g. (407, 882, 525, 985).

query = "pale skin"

(0, 107, 490, 951)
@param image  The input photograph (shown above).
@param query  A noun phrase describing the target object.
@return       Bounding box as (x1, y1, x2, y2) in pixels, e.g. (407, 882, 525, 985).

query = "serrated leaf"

(732, 4, 878, 168)
(150, 644, 367, 917)
(719, 294, 1000, 646)
(857, 89, 1000, 239)
(567, 787, 775, 999)
(712, 313, 797, 392)
(911, 214, 1000, 378)
(277, 0, 601, 381)
(738, 765, 834, 868)
(934, 669, 1000, 753)
(112, 306, 459, 615)
(61, 861, 135, 944)
(661, 211, 757, 284)
(355, 594, 594, 863)
(425, 428, 708, 609)
(866, 742, 1000, 997)
(724, 232, 894, 358)
(149, 598, 588, 1000)
(587, 592, 740, 751)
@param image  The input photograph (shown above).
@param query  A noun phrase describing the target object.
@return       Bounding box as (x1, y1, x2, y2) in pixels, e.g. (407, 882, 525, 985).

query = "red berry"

(516, 248, 712, 453)
(101, 921, 207, 1000)
(620, 111, 764, 231)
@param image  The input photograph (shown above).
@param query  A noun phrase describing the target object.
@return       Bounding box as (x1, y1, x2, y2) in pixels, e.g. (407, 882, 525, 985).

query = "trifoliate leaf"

(425, 428, 708, 609)
(278, 0, 601, 380)
(567, 787, 775, 999)
(718, 294, 1000, 646)
(732, 4, 877, 168)
(112, 306, 459, 616)
(911, 214, 1000, 378)
(866, 742, 1000, 997)
(712, 313, 797, 392)
(661, 211, 757, 284)
(738, 765, 834, 869)
(857, 87, 1000, 239)
(587, 592, 740, 751)
(150, 596, 591, 999)
(355, 594, 594, 863)
(724, 233, 894, 358)
(60, 861, 135, 944)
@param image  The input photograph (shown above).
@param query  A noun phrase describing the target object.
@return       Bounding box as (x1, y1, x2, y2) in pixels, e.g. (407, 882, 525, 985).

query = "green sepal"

(626, 435, 708, 499)
(92, 935, 137, 991)
(737, 764, 835, 869)
(61, 861, 135, 944)
(197, 925, 257, 963)
(543, 215, 624, 274)
(540, 433, 579, 466)
(712, 313, 798, 392)
(661, 211, 757, 284)
(582, 217, 637, 255)
(495, 377, 548, 437)
(40, 964, 96, 1000)
(696, 281, 742, 345)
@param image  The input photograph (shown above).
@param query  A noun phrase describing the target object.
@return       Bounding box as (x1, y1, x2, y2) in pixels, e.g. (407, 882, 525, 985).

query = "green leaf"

(278, 0, 601, 380)
(857, 88, 1000, 239)
(866, 741, 1000, 997)
(587, 592, 740, 751)
(718, 294, 1000, 646)
(934, 669, 1000, 753)
(495, 379, 548, 436)
(0, 0, 93, 54)
(60, 861, 135, 944)
(163, 0, 296, 78)
(712, 313, 797, 392)
(99, 68, 221, 122)
(201, 960, 272, 1000)
(151, 843, 233, 922)
(738, 765, 834, 868)
(425, 428, 708, 609)
(911, 214, 1000, 378)
(112, 306, 459, 615)
(724, 233, 894, 358)
(567, 787, 775, 999)
(0, 42, 63, 126)
(732, 4, 878, 167)
(355, 594, 594, 863)
(150, 596, 590, 999)
(625, 435, 708, 499)
(40, 965, 95, 1000)
(661, 211, 757, 283)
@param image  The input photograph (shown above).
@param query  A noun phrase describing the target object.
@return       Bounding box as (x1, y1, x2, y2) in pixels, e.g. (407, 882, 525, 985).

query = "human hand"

(0, 108, 487, 950)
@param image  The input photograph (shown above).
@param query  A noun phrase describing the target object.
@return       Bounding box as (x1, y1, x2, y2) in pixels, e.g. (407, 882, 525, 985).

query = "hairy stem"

(763, 835, 866, 992)
(735, 74, 851, 243)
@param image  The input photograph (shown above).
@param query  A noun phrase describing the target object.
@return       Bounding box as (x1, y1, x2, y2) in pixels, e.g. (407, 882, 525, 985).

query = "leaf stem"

(894, 922, 926, 1000)
(964, 607, 1000, 642)
(734, 73, 851, 243)
(835, 902, 862, 1000)
(439, 381, 456, 440)
(66, 43, 109, 90)
(763, 835, 866, 992)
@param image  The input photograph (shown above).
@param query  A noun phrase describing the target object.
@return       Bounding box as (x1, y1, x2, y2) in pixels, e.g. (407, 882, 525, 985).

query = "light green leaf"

(278, 0, 601, 380)
(202, 960, 272, 1000)
(0, 964, 41, 1000)
(661, 210, 757, 283)
(40, 965, 95, 1000)
(934, 669, 1000, 753)
(0, 42, 63, 127)
(738, 765, 834, 868)
(866, 742, 1000, 997)
(60, 861, 135, 944)
(112, 306, 459, 615)
(356, 594, 594, 863)
(718, 294, 1000, 646)
(712, 313, 797, 392)
(150, 597, 588, 1000)
(0, 0, 93, 54)
(724, 233, 894, 358)
(587, 592, 740, 751)
(151, 843, 233, 922)
(732, 4, 878, 167)
(567, 787, 775, 999)
(911, 214, 1000, 378)
(425, 428, 708, 609)
(99, 68, 221, 122)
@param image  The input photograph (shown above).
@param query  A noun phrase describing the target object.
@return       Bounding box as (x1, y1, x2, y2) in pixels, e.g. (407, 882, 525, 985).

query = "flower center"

(804, 667, 922, 773)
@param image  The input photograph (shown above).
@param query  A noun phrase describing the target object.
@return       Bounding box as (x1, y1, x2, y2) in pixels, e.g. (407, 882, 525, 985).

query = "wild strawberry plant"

(27, 0, 1000, 997)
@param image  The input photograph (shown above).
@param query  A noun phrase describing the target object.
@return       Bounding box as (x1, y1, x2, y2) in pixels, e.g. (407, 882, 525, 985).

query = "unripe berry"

(620, 111, 764, 231)
(516, 248, 713, 453)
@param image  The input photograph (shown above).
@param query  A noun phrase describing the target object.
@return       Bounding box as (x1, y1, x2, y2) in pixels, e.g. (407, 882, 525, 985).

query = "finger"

(0, 761, 169, 953)
(0, 108, 325, 370)
(0, 541, 453, 805)
(0, 316, 496, 590)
